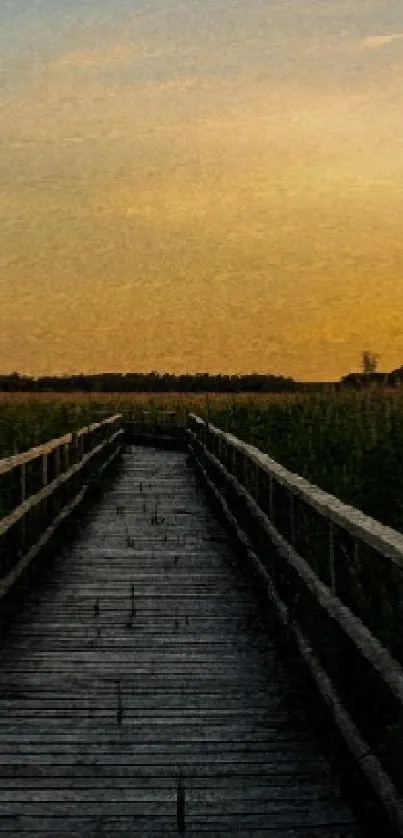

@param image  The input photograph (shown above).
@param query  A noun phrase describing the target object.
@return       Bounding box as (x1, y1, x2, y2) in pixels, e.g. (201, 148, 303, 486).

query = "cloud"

(53, 40, 167, 68)
(360, 33, 403, 50)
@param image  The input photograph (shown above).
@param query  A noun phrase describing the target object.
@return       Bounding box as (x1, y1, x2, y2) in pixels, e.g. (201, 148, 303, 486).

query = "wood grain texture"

(0, 445, 361, 836)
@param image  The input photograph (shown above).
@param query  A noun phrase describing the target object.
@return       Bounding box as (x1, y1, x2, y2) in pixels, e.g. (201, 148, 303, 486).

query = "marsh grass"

(2, 389, 403, 528)
(199, 390, 403, 534)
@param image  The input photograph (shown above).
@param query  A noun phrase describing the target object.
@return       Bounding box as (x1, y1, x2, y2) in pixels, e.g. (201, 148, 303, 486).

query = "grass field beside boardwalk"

(0, 401, 103, 460)
(199, 390, 403, 534)
(0, 392, 299, 460)
(1, 388, 403, 533)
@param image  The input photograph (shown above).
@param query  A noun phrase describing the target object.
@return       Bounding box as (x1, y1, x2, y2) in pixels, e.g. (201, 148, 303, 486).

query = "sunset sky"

(1, 0, 403, 381)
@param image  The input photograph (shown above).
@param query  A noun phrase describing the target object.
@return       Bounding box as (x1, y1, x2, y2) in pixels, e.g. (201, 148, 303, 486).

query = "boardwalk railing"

(124, 408, 186, 438)
(186, 412, 403, 835)
(1, 408, 403, 831)
(0, 414, 124, 604)
(91, 408, 187, 440)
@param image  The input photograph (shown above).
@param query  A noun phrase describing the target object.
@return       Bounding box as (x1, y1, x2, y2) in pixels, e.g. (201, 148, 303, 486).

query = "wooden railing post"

(269, 476, 274, 522)
(218, 433, 223, 463)
(54, 446, 61, 479)
(242, 450, 247, 487)
(20, 463, 26, 503)
(184, 414, 403, 833)
(255, 462, 260, 505)
(42, 453, 48, 519)
(52, 446, 61, 515)
(63, 441, 69, 473)
(231, 443, 236, 477)
(42, 453, 48, 486)
(289, 490, 295, 546)
(329, 521, 336, 594)
(20, 463, 27, 555)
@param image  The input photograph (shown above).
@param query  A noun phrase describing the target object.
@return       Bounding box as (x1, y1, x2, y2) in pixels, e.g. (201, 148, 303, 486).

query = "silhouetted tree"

(361, 350, 379, 375)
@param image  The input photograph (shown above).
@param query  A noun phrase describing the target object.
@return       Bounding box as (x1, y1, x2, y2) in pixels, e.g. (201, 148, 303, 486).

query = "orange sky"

(1, 0, 403, 381)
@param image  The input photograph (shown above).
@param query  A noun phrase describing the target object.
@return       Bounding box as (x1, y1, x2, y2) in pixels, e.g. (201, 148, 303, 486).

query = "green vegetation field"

(0, 401, 103, 459)
(201, 390, 403, 534)
(1, 389, 403, 533)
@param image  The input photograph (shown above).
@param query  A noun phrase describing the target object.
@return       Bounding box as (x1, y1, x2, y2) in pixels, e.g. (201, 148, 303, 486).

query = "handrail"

(0, 414, 122, 476)
(187, 413, 403, 569)
(190, 439, 403, 833)
(0, 428, 122, 537)
(0, 413, 124, 597)
(186, 412, 403, 832)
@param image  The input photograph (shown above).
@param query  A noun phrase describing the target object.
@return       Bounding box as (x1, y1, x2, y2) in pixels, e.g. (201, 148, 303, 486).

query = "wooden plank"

(0, 445, 360, 836)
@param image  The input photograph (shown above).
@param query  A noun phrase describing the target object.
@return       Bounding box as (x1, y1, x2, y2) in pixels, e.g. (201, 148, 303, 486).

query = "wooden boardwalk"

(0, 444, 361, 836)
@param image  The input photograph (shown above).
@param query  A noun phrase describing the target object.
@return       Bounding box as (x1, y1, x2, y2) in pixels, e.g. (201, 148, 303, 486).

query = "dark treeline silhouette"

(1, 371, 327, 393)
(1, 368, 402, 393)
(340, 367, 403, 388)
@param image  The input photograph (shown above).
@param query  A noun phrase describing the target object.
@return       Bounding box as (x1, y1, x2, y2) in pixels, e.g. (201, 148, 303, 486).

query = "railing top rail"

(128, 409, 178, 415)
(0, 426, 123, 537)
(0, 413, 122, 476)
(187, 413, 403, 569)
(123, 409, 187, 425)
(93, 408, 184, 419)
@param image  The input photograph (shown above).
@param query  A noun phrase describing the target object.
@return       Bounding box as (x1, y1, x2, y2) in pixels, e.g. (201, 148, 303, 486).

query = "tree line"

(1, 353, 402, 392)
(0, 371, 303, 393)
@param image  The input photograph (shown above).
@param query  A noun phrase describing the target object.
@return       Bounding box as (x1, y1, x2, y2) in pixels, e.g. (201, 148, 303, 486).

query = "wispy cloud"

(360, 33, 403, 50)
(53, 40, 168, 68)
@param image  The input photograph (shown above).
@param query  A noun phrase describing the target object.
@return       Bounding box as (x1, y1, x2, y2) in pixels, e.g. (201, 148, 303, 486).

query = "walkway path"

(0, 445, 361, 835)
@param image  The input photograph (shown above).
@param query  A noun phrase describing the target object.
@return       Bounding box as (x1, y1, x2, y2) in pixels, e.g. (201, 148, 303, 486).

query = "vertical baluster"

(76, 433, 81, 493)
(242, 450, 247, 487)
(289, 491, 295, 545)
(72, 432, 77, 463)
(212, 432, 217, 458)
(221, 438, 226, 469)
(231, 444, 236, 478)
(329, 521, 336, 594)
(54, 446, 61, 479)
(21, 462, 26, 503)
(255, 461, 261, 506)
(234, 447, 239, 481)
(42, 452, 48, 521)
(20, 462, 27, 556)
(238, 449, 243, 483)
(53, 445, 61, 516)
(72, 432, 79, 496)
(269, 476, 274, 522)
(216, 434, 221, 464)
(42, 452, 48, 486)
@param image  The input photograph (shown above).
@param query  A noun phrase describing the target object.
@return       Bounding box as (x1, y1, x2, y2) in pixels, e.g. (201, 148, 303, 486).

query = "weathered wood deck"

(0, 444, 361, 836)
